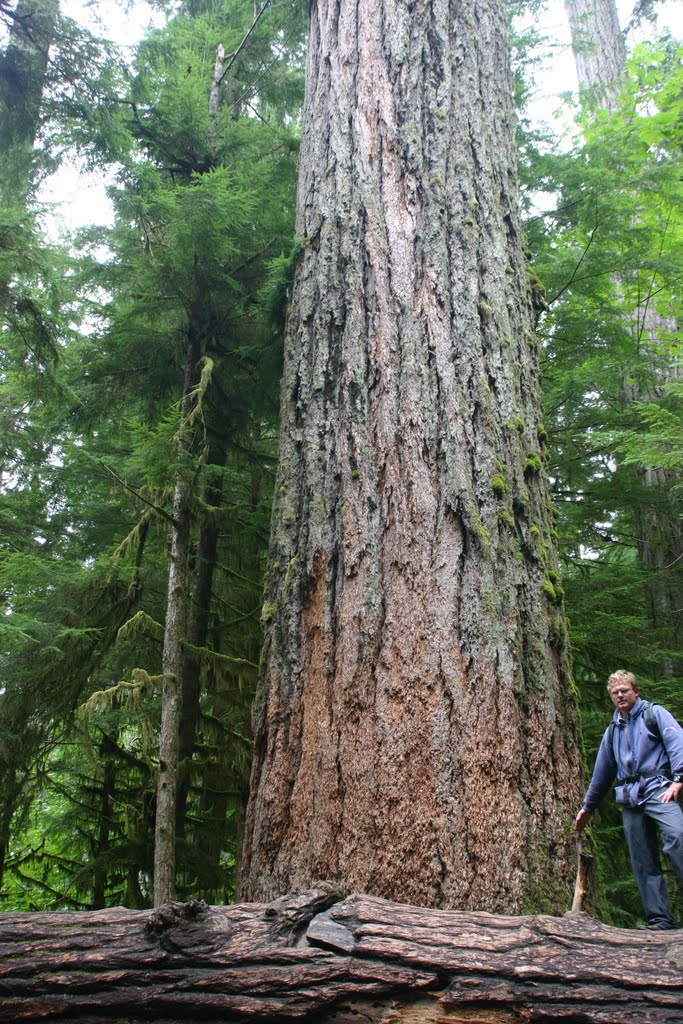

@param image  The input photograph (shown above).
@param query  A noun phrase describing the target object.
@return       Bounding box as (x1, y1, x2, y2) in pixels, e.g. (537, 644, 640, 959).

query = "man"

(575, 670, 683, 930)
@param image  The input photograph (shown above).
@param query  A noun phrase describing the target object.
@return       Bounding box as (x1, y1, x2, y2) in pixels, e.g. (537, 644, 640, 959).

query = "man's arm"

(574, 807, 591, 832)
(653, 705, 683, 803)
(575, 727, 617, 831)
(659, 781, 683, 804)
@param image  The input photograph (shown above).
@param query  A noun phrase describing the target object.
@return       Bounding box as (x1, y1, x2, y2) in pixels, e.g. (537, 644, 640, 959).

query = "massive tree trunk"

(240, 0, 582, 913)
(2, 886, 683, 1023)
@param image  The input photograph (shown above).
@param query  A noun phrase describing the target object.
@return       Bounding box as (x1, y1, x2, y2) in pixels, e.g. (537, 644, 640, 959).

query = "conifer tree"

(558, 0, 682, 677)
(1, 0, 305, 908)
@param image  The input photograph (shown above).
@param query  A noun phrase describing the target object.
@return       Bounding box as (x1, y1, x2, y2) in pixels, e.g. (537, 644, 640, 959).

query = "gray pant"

(622, 787, 683, 928)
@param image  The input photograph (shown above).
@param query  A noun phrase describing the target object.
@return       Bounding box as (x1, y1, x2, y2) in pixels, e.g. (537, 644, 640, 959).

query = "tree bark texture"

(2, 886, 683, 1023)
(240, 0, 583, 913)
(563, 0, 626, 108)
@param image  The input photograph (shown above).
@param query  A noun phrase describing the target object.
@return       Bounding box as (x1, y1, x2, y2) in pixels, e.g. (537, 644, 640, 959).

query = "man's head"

(607, 669, 639, 716)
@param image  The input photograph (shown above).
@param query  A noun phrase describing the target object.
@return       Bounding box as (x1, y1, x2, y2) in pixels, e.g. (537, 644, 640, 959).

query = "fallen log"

(0, 882, 682, 1023)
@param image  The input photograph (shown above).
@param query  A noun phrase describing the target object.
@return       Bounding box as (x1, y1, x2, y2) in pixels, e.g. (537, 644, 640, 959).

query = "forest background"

(0, 0, 681, 925)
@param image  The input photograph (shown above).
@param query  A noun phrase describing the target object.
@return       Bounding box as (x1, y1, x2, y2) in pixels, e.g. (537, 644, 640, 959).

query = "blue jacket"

(582, 698, 683, 811)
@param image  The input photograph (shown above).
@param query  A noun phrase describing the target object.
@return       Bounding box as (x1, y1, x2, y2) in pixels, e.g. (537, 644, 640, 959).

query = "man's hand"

(658, 781, 683, 804)
(575, 808, 591, 832)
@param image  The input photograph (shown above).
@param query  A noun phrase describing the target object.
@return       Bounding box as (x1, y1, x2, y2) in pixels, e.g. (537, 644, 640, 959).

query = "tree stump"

(0, 883, 681, 1022)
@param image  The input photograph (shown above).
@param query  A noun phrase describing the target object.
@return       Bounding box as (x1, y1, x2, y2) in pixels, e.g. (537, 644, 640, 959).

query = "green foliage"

(527, 36, 683, 696)
(611, 382, 683, 475)
(1, 0, 305, 909)
(512, 22, 683, 924)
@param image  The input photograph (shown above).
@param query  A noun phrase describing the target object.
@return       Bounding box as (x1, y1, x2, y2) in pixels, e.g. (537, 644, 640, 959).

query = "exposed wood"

(1, 884, 682, 1023)
(570, 834, 590, 912)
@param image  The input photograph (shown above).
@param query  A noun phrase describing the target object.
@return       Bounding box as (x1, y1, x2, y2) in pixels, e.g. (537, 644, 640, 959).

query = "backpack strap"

(644, 702, 661, 741)
(609, 704, 660, 742)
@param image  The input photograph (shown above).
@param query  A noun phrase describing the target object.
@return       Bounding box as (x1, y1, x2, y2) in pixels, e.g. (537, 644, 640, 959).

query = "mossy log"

(1, 883, 682, 1023)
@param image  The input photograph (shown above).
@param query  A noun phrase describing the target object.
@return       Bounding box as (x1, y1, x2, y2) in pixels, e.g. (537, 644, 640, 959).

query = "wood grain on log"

(0, 884, 681, 1023)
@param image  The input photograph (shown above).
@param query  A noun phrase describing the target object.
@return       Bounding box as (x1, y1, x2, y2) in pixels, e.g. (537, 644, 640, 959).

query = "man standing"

(575, 670, 683, 930)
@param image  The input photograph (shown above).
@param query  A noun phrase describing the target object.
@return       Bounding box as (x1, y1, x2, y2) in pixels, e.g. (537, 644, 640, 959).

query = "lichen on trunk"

(240, 0, 583, 913)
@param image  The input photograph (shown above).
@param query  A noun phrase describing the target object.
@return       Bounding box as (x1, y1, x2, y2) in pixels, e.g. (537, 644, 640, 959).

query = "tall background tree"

(561, 0, 681, 676)
(524, 0, 683, 923)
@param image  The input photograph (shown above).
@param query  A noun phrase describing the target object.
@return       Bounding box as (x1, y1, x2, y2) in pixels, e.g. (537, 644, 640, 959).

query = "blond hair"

(607, 670, 639, 693)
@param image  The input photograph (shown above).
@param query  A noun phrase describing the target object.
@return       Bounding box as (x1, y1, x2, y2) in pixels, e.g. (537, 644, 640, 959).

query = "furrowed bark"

(240, 0, 582, 913)
(1, 887, 682, 1023)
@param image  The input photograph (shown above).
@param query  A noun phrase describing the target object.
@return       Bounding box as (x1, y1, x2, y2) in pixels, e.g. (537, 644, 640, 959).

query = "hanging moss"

(261, 601, 277, 624)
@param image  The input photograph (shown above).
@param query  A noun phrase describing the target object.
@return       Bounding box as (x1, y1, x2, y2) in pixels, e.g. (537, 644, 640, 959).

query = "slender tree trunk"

(0, 0, 59, 328)
(240, 0, 583, 913)
(92, 756, 115, 910)
(176, 447, 226, 842)
(154, 341, 201, 906)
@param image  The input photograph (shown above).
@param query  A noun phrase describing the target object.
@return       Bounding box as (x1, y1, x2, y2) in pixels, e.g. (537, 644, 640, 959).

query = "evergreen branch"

(117, 611, 164, 644)
(0, 622, 40, 645)
(244, 99, 271, 128)
(220, 602, 262, 627)
(78, 668, 162, 725)
(635, 205, 674, 346)
(231, 47, 288, 119)
(219, 0, 273, 86)
(215, 563, 262, 587)
(184, 642, 259, 670)
(35, 771, 105, 819)
(5, 863, 89, 909)
(547, 218, 599, 306)
(100, 463, 176, 525)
